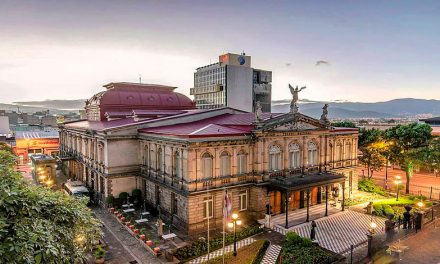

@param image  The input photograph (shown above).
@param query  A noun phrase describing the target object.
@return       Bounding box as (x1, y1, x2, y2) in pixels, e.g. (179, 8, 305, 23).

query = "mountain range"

(272, 98, 440, 119)
(2, 98, 440, 119)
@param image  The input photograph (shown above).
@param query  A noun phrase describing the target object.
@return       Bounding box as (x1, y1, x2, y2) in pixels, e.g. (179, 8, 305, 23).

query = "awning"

(266, 172, 346, 192)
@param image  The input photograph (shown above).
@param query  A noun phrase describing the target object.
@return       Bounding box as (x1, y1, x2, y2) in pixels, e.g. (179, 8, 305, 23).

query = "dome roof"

(86, 82, 195, 121)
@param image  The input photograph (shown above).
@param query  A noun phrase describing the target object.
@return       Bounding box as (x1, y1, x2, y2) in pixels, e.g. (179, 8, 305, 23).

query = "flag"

(223, 190, 232, 221)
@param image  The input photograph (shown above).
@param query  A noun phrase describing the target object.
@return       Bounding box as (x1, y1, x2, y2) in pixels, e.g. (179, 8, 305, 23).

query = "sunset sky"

(1, 0, 439, 103)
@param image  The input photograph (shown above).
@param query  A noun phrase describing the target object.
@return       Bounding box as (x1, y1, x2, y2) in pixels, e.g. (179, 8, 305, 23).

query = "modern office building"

(191, 53, 272, 112)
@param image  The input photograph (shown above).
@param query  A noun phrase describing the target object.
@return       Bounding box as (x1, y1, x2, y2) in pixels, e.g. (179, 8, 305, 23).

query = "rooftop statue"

(288, 84, 306, 113)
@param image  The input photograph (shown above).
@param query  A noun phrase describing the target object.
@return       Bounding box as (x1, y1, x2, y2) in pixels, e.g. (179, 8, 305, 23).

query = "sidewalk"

(93, 207, 167, 264)
(373, 220, 440, 263)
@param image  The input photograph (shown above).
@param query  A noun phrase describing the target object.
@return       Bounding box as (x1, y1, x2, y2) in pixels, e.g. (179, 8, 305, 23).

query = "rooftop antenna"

(139, 74, 142, 84)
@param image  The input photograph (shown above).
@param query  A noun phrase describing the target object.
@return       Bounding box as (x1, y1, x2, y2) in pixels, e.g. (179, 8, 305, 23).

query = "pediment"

(273, 121, 318, 131)
(256, 113, 329, 132)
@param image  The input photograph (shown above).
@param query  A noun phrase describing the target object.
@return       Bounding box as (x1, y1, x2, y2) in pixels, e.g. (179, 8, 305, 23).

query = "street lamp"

(228, 213, 242, 256)
(417, 201, 424, 211)
(394, 176, 402, 201)
(367, 216, 377, 258)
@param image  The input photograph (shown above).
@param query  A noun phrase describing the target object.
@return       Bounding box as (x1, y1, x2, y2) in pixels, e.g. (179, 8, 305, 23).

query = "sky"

(0, 0, 439, 103)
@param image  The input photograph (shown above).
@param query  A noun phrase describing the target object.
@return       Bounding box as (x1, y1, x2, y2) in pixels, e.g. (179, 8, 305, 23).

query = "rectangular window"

(203, 196, 213, 218)
(239, 191, 248, 211)
(237, 154, 247, 174)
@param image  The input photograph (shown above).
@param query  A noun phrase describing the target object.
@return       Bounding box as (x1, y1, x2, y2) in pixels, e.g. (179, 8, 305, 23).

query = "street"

(358, 167, 440, 198)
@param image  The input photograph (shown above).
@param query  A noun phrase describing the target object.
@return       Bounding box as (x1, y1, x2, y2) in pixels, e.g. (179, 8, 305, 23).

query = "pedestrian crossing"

(272, 210, 385, 254)
(187, 237, 256, 264)
(261, 243, 282, 264)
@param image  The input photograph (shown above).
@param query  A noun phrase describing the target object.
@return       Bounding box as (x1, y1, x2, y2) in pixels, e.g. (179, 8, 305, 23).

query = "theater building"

(60, 82, 358, 235)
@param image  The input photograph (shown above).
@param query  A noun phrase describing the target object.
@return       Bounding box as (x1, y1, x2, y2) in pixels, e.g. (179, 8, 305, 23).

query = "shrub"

(286, 232, 303, 245)
(358, 179, 386, 196)
(94, 246, 106, 259)
(106, 195, 115, 205)
(383, 205, 394, 215)
(281, 232, 337, 263)
(132, 189, 142, 204)
(119, 192, 129, 203)
(373, 204, 384, 215)
(132, 189, 142, 197)
(113, 197, 123, 208)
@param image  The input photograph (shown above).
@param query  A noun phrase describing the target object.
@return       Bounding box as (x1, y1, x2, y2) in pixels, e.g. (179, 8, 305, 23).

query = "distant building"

(191, 53, 272, 112)
(14, 130, 59, 164)
(0, 115, 9, 135)
(420, 116, 440, 136)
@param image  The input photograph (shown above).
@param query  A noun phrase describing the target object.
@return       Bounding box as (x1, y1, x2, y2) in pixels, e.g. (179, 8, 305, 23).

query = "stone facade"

(59, 83, 359, 236)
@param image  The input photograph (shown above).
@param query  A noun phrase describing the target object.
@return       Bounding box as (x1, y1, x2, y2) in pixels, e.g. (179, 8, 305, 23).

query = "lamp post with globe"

(228, 213, 242, 256)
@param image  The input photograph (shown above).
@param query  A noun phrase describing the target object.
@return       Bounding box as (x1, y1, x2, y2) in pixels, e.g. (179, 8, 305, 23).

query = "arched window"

(269, 145, 282, 171)
(202, 152, 213, 178)
(174, 151, 181, 178)
(157, 147, 163, 172)
(289, 143, 301, 168)
(237, 150, 247, 175)
(345, 142, 352, 160)
(307, 142, 318, 166)
(220, 151, 231, 176)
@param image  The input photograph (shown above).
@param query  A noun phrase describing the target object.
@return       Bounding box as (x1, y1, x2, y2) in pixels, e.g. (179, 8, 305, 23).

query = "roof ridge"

(189, 124, 215, 135)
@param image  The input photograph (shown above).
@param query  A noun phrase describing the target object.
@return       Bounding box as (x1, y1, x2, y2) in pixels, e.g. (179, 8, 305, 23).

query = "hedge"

(280, 232, 338, 264)
(173, 225, 263, 262)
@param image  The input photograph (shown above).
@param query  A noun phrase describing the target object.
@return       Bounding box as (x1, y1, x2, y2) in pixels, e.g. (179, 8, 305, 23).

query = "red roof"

(86, 82, 196, 121)
(139, 113, 282, 138)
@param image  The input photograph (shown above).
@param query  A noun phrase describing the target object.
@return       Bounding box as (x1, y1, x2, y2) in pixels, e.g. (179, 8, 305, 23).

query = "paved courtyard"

(93, 207, 166, 264)
(272, 209, 385, 254)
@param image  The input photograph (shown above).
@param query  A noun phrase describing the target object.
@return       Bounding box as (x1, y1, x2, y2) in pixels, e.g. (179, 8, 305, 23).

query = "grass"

(372, 197, 432, 220)
(345, 191, 388, 206)
(373, 197, 432, 207)
(204, 240, 269, 264)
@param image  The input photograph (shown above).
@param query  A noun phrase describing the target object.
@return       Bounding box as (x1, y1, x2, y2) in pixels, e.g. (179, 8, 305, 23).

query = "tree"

(358, 128, 387, 178)
(359, 147, 386, 178)
(414, 138, 440, 176)
(0, 142, 13, 153)
(385, 123, 432, 194)
(0, 150, 102, 263)
(332, 121, 357, 128)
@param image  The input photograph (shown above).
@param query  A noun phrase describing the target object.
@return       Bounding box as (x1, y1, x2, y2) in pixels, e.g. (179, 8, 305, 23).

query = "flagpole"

(222, 187, 226, 264)
(207, 182, 210, 260)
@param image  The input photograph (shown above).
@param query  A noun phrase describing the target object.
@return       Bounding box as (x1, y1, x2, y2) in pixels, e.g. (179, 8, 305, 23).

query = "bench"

(122, 203, 134, 208)
(135, 219, 148, 224)
(123, 208, 135, 213)
(162, 233, 177, 240)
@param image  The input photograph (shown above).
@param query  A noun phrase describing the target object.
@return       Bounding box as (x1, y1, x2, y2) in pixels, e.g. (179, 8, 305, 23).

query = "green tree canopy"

(332, 121, 357, 128)
(385, 123, 432, 193)
(0, 150, 102, 263)
(0, 142, 13, 154)
(358, 128, 387, 178)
